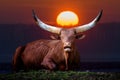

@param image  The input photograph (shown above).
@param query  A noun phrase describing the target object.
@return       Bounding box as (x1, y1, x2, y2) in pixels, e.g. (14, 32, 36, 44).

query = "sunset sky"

(0, 0, 120, 25)
(0, 0, 120, 63)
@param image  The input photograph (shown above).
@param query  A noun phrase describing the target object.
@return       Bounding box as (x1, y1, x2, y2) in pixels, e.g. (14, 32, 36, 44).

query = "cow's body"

(12, 10, 102, 71)
(13, 39, 80, 71)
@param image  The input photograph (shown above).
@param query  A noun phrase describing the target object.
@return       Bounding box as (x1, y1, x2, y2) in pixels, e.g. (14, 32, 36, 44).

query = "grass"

(0, 70, 120, 80)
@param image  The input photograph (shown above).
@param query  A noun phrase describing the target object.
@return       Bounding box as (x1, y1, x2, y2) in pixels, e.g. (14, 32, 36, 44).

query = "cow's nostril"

(64, 46, 71, 49)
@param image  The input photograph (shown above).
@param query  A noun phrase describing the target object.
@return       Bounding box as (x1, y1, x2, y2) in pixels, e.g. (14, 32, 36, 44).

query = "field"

(0, 70, 120, 80)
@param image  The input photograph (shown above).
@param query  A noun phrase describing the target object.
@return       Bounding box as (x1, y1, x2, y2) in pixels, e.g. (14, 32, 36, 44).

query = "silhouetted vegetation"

(0, 70, 120, 80)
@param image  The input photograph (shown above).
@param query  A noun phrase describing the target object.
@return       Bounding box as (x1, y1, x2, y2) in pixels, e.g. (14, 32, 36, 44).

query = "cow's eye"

(75, 34, 85, 39)
(75, 35, 80, 39)
(75, 34, 83, 39)
(58, 36, 61, 39)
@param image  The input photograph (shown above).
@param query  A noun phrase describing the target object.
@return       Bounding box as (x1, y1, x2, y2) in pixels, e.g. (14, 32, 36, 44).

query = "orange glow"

(56, 11, 79, 28)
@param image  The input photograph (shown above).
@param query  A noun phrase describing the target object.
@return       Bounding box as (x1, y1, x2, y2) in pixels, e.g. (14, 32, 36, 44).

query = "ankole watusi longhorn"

(12, 10, 103, 71)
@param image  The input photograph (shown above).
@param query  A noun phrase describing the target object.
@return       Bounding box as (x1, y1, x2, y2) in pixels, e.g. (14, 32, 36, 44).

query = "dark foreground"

(1, 62, 120, 74)
(0, 70, 120, 80)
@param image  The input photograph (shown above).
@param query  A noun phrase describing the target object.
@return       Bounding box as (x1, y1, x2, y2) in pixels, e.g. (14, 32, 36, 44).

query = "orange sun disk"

(56, 11, 79, 28)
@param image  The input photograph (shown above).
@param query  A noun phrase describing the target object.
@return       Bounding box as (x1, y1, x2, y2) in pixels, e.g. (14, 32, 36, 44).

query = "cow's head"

(32, 10, 102, 53)
(59, 28, 83, 53)
(50, 28, 86, 53)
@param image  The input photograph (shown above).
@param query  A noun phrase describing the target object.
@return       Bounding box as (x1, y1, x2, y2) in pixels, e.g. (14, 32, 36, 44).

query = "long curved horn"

(32, 10, 61, 34)
(75, 10, 103, 33)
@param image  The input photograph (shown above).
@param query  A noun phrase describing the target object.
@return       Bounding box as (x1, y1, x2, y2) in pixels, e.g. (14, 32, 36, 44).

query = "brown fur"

(12, 46, 25, 71)
(12, 39, 80, 71)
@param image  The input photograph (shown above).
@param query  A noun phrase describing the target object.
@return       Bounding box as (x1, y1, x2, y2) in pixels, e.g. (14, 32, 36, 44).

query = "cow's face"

(50, 29, 85, 53)
(59, 29, 84, 53)
(60, 29, 75, 53)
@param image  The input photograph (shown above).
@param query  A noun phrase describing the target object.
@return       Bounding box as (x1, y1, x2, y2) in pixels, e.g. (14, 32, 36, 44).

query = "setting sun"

(56, 11, 79, 28)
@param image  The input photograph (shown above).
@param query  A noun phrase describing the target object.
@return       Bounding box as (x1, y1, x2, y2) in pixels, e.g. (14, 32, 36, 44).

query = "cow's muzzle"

(64, 46, 72, 53)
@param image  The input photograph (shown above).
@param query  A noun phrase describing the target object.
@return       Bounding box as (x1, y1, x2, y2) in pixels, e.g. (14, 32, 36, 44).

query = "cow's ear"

(76, 34, 85, 39)
(50, 34, 60, 40)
